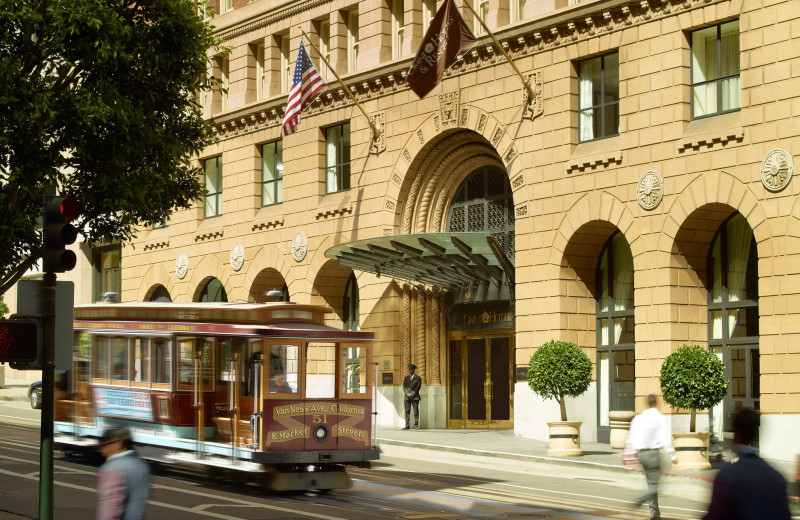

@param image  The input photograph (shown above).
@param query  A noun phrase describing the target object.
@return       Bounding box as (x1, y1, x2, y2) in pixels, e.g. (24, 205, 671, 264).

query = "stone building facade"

(122, 0, 800, 461)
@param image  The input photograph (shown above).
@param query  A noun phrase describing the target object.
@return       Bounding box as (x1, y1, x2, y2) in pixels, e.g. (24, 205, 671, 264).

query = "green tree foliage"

(660, 344, 727, 432)
(0, 0, 221, 294)
(0, 294, 8, 317)
(527, 339, 593, 422)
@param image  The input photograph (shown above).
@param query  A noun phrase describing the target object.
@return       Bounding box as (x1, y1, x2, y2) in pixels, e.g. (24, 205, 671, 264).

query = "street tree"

(0, 0, 221, 295)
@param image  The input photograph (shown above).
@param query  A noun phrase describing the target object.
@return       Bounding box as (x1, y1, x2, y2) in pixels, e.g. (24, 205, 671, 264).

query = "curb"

(377, 437, 717, 483)
(0, 395, 28, 402)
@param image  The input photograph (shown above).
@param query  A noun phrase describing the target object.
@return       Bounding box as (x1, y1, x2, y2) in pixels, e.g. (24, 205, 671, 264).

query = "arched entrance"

(324, 130, 516, 430)
(445, 167, 515, 428)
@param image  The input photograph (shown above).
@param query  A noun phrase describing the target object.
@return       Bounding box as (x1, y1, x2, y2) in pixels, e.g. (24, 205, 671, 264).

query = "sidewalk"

(0, 377, 32, 403)
(376, 426, 797, 489)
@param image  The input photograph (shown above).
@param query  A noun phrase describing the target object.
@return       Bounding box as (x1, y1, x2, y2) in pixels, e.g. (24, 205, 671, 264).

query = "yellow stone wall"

(122, 0, 800, 456)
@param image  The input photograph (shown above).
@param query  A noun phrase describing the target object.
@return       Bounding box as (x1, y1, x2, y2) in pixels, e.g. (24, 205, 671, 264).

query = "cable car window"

(152, 339, 171, 385)
(93, 336, 110, 380)
(133, 339, 149, 384)
(269, 344, 298, 394)
(111, 337, 128, 384)
(343, 347, 366, 394)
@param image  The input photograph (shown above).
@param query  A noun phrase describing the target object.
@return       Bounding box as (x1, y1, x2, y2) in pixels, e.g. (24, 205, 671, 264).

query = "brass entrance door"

(447, 332, 513, 428)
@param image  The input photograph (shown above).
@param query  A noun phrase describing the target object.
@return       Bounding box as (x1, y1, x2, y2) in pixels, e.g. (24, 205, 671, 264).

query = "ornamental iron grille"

(447, 167, 515, 260)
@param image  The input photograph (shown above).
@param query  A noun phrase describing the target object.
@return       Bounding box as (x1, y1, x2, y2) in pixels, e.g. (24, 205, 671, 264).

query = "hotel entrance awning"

(324, 232, 515, 291)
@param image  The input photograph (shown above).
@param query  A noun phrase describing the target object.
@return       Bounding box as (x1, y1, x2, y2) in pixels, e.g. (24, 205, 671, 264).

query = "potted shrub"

(527, 339, 593, 457)
(659, 344, 727, 470)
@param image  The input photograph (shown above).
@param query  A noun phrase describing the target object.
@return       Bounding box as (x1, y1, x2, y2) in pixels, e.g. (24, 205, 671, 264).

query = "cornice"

(210, 0, 724, 140)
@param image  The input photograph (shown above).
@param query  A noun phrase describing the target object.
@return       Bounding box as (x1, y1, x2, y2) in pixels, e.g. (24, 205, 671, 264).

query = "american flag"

(281, 42, 327, 138)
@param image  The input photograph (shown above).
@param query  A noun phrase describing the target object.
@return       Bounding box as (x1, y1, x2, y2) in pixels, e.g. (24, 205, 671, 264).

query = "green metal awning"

(324, 232, 515, 291)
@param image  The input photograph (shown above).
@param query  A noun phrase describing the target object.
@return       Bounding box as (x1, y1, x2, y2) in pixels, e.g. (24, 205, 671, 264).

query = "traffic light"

(0, 319, 38, 364)
(43, 196, 78, 273)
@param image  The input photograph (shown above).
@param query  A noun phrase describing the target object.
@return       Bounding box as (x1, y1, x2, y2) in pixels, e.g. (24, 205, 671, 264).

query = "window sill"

(567, 136, 623, 175)
(679, 111, 743, 153)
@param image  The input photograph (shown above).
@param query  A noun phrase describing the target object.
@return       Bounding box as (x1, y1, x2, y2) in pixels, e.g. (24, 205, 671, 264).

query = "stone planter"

(547, 421, 583, 457)
(609, 410, 636, 449)
(672, 432, 711, 470)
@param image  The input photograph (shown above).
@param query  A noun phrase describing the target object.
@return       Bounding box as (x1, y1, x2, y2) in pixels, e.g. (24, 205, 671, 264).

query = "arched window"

(150, 285, 172, 302)
(343, 273, 359, 331)
(596, 231, 635, 441)
(708, 213, 758, 434)
(199, 278, 228, 302)
(447, 167, 514, 259)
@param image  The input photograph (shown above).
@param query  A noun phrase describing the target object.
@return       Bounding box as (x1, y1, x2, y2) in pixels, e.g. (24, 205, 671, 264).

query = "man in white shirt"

(627, 394, 677, 520)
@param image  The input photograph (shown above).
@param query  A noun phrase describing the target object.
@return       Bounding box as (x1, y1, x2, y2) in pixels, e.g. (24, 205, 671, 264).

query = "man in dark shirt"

(703, 407, 790, 520)
(402, 363, 422, 430)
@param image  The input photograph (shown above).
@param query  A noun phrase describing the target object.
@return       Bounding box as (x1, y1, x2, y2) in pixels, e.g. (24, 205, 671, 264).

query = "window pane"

(711, 309, 723, 339)
(134, 339, 148, 383)
(613, 316, 634, 345)
(692, 26, 718, 83)
(343, 347, 367, 394)
(604, 53, 619, 102)
(720, 21, 740, 76)
(153, 339, 171, 384)
(729, 307, 759, 338)
(604, 103, 619, 137)
(269, 344, 299, 394)
(93, 337, 109, 379)
(111, 338, 128, 381)
(692, 84, 717, 117)
(721, 76, 740, 111)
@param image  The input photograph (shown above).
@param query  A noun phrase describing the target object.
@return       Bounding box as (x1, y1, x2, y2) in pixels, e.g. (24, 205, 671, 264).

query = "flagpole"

(459, 2, 534, 102)
(299, 28, 381, 139)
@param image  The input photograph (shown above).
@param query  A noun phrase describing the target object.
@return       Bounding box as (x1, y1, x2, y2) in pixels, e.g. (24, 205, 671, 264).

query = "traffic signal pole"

(39, 271, 56, 520)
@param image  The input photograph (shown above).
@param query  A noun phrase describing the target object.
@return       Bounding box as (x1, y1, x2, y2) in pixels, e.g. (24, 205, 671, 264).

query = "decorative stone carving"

(291, 231, 308, 262)
(370, 111, 386, 155)
(637, 170, 665, 210)
(230, 242, 244, 271)
(439, 91, 459, 128)
(760, 148, 793, 192)
(175, 253, 188, 279)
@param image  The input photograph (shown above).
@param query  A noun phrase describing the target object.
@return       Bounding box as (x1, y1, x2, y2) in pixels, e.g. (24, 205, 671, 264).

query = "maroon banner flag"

(407, 0, 476, 99)
(281, 42, 327, 138)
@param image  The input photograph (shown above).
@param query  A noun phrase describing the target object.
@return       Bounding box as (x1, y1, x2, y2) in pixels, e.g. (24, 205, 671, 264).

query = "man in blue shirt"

(704, 407, 790, 520)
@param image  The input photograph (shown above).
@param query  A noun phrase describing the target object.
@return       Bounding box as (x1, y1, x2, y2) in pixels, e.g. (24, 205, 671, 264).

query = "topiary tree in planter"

(527, 339, 593, 422)
(660, 344, 727, 432)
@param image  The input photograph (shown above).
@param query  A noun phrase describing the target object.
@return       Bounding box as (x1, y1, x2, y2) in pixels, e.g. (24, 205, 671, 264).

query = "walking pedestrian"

(703, 407, 790, 520)
(97, 427, 150, 520)
(627, 394, 677, 520)
(402, 363, 421, 430)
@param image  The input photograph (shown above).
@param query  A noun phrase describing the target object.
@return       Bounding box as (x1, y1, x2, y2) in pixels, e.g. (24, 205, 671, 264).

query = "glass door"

(447, 332, 513, 428)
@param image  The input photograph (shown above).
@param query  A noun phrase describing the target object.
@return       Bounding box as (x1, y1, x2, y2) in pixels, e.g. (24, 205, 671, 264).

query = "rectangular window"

(512, 0, 526, 23)
(578, 52, 619, 142)
(94, 245, 121, 302)
(348, 11, 359, 73)
(256, 43, 265, 99)
(691, 20, 740, 118)
(205, 155, 223, 218)
(212, 54, 229, 113)
(319, 21, 331, 80)
(222, 0, 232, 12)
(326, 123, 351, 194)
(153, 218, 168, 230)
(422, 0, 436, 30)
(392, 0, 405, 59)
(473, 0, 488, 34)
(280, 35, 291, 93)
(262, 141, 283, 206)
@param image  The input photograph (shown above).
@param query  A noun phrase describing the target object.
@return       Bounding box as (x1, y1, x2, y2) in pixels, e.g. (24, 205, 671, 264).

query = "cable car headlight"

(313, 424, 328, 442)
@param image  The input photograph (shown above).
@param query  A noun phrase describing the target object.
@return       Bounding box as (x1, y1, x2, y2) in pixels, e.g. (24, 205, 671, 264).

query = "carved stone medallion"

(175, 252, 189, 280)
(760, 148, 793, 192)
(230, 242, 244, 271)
(291, 231, 308, 262)
(637, 170, 664, 210)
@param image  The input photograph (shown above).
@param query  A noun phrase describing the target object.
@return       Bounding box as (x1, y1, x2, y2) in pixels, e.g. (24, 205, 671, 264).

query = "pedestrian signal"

(0, 320, 38, 364)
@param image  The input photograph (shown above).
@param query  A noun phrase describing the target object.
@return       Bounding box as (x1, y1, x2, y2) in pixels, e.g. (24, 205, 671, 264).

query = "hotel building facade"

(120, 0, 800, 461)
